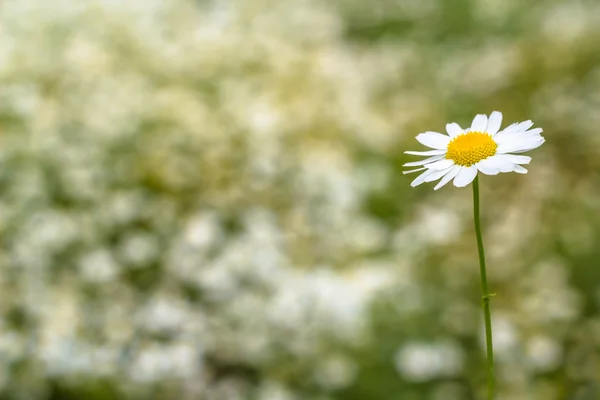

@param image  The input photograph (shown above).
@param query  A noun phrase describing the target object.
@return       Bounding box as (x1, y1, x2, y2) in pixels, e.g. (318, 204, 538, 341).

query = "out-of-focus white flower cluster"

(0, 0, 598, 399)
(0, 0, 404, 398)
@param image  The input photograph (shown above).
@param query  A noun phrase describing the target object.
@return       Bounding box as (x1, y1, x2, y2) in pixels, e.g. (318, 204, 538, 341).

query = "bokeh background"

(0, 0, 599, 399)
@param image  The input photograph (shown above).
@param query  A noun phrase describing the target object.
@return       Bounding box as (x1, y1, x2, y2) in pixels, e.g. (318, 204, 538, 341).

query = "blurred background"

(0, 0, 599, 399)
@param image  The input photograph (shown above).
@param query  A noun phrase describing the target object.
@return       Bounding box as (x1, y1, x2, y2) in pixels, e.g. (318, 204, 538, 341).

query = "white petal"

(523, 127, 543, 136)
(496, 122, 519, 136)
(415, 132, 451, 149)
(496, 136, 541, 151)
(471, 114, 488, 132)
(445, 123, 463, 138)
(495, 128, 544, 145)
(425, 159, 454, 170)
(477, 155, 515, 173)
(424, 166, 454, 182)
(494, 133, 519, 145)
(513, 165, 528, 174)
(411, 169, 436, 187)
(499, 154, 531, 164)
(517, 120, 534, 132)
(476, 162, 500, 176)
(404, 149, 447, 156)
(509, 141, 544, 153)
(403, 155, 445, 167)
(453, 165, 478, 187)
(508, 120, 534, 134)
(434, 165, 461, 190)
(486, 111, 503, 135)
(496, 138, 544, 154)
(493, 135, 512, 145)
(403, 167, 426, 175)
(495, 120, 533, 138)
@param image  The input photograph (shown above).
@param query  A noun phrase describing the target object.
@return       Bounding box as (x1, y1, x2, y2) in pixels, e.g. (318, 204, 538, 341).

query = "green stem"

(472, 176, 495, 400)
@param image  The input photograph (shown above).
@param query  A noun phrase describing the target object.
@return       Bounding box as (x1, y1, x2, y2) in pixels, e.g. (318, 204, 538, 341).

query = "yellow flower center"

(446, 131, 497, 166)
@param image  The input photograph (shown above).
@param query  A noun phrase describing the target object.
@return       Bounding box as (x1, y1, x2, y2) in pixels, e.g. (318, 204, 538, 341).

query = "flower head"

(403, 112, 545, 190)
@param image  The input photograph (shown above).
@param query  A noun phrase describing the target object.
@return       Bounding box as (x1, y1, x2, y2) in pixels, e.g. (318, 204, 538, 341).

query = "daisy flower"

(404, 111, 545, 190)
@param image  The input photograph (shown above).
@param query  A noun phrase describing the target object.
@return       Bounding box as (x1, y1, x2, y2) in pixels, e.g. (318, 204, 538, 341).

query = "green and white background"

(0, 0, 599, 399)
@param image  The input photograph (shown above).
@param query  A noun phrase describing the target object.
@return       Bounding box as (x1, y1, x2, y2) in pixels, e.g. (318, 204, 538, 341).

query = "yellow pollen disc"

(446, 131, 497, 166)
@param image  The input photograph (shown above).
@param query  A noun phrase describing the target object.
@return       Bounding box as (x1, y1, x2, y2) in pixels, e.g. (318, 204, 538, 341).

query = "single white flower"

(403, 111, 545, 190)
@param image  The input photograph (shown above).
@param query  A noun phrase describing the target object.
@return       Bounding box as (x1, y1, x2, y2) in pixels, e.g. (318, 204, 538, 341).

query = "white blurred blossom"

(395, 340, 464, 382)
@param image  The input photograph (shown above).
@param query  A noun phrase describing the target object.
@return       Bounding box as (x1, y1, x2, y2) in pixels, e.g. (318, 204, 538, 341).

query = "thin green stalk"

(472, 176, 495, 400)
